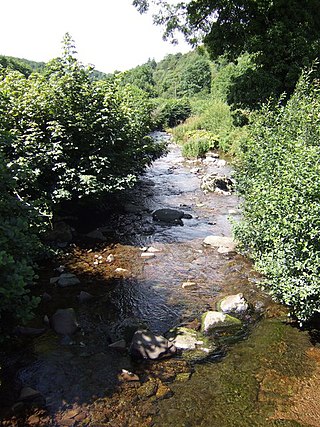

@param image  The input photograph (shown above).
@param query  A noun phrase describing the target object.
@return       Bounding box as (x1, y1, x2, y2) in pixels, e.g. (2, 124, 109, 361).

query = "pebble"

(182, 281, 198, 290)
(106, 254, 115, 262)
(141, 252, 155, 259)
(115, 268, 129, 273)
(120, 369, 140, 382)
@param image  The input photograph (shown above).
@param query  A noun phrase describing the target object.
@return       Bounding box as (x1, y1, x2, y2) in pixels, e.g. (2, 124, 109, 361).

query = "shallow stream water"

(1, 133, 320, 426)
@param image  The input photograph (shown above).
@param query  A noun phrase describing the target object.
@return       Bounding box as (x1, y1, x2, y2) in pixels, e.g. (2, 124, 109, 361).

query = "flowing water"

(1, 133, 319, 427)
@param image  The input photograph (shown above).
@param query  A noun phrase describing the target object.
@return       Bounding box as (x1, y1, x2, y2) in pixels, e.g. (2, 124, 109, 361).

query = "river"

(1, 132, 319, 426)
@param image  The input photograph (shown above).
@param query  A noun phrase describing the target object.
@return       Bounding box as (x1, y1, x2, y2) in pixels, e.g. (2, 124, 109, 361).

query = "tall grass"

(171, 98, 248, 157)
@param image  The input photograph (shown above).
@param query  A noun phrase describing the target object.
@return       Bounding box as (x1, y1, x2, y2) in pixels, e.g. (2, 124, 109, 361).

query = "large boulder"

(218, 293, 249, 314)
(130, 329, 176, 360)
(51, 308, 79, 335)
(201, 311, 242, 334)
(152, 208, 190, 225)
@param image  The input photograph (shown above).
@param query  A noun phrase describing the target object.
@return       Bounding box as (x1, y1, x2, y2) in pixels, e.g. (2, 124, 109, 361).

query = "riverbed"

(1, 133, 319, 427)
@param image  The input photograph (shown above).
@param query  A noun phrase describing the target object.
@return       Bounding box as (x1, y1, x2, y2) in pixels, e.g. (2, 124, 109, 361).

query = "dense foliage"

(1, 35, 163, 211)
(0, 151, 42, 338)
(133, 0, 320, 105)
(234, 68, 320, 321)
(151, 98, 192, 129)
(172, 98, 248, 156)
(0, 34, 165, 336)
(121, 49, 212, 99)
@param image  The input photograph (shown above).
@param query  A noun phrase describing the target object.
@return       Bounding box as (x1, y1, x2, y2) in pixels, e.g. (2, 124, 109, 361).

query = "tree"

(133, 0, 320, 103)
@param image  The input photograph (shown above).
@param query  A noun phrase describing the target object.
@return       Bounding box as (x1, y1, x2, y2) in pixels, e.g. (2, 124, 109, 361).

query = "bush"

(0, 152, 42, 339)
(181, 130, 219, 158)
(172, 98, 247, 157)
(234, 67, 320, 322)
(150, 98, 192, 130)
(0, 36, 164, 212)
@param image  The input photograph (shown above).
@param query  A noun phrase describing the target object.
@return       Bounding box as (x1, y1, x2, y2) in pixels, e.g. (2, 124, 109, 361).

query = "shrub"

(172, 98, 247, 157)
(181, 130, 219, 158)
(0, 152, 42, 339)
(150, 98, 192, 130)
(0, 36, 164, 212)
(234, 67, 320, 322)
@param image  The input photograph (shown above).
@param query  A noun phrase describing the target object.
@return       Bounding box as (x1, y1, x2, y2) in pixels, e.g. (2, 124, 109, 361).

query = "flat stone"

(203, 236, 236, 252)
(114, 268, 129, 274)
(147, 246, 161, 253)
(201, 311, 242, 334)
(86, 229, 106, 241)
(218, 293, 249, 314)
(169, 327, 203, 350)
(58, 273, 80, 287)
(14, 326, 46, 337)
(141, 252, 155, 259)
(120, 369, 140, 382)
(78, 291, 94, 303)
(156, 383, 173, 400)
(182, 281, 198, 290)
(50, 277, 60, 284)
(41, 292, 52, 302)
(176, 372, 191, 382)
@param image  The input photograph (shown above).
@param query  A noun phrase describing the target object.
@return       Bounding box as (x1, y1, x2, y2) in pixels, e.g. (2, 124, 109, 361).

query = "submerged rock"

(152, 208, 191, 225)
(51, 308, 79, 335)
(218, 293, 249, 314)
(86, 229, 107, 241)
(203, 235, 236, 253)
(18, 387, 44, 404)
(111, 317, 148, 344)
(130, 329, 176, 360)
(58, 273, 80, 287)
(201, 311, 242, 334)
(78, 291, 94, 303)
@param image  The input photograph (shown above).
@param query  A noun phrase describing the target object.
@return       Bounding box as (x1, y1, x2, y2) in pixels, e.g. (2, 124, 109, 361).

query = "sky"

(0, 0, 191, 73)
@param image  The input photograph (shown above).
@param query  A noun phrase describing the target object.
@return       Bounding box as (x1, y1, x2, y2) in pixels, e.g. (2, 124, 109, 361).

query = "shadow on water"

(1, 133, 319, 426)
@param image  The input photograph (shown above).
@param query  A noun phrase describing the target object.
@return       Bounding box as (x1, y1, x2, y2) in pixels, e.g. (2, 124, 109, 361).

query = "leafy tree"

(0, 55, 33, 77)
(133, 0, 320, 103)
(120, 60, 157, 96)
(0, 34, 163, 213)
(179, 56, 211, 96)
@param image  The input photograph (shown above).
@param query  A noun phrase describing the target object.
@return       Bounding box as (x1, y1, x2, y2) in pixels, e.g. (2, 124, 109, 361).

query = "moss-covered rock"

(201, 311, 242, 334)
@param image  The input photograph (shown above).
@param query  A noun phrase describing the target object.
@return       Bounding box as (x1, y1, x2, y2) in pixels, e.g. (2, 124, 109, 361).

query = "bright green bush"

(0, 35, 163, 212)
(234, 67, 320, 322)
(181, 130, 219, 158)
(172, 98, 247, 157)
